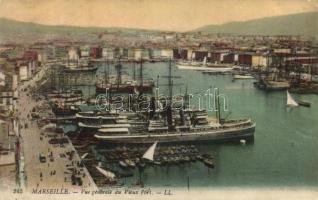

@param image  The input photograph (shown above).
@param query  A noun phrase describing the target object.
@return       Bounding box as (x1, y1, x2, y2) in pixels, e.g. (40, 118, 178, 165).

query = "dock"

(16, 67, 97, 191)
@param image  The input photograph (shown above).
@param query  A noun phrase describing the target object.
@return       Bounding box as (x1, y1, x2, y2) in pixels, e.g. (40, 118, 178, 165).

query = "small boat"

(119, 160, 128, 168)
(154, 159, 161, 165)
(137, 161, 146, 168)
(172, 156, 179, 164)
(233, 74, 254, 79)
(202, 154, 213, 159)
(64, 63, 98, 73)
(190, 155, 196, 162)
(297, 100, 311, 107)
(287, 90, 298, 107)
(203, 158, 215, 168)
(240, 139, 246, 145)
(95, 166, 116, 180)
(256, 79, 290, 90)
(161, 156, 168, 165)
(124, 159, 136, 168)
(169, 157, 176, 165)
(196, 155, 203, 161)
(80, 153, 88, 159)
(184, 156, 190, 162)
(135, 157, 140, 164)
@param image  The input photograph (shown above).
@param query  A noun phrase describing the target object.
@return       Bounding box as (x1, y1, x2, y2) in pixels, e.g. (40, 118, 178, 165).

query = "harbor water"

(80, 62, 318, 187)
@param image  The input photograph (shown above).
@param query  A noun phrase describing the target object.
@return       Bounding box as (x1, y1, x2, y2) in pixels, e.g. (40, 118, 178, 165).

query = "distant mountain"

(0, 18, 158, 43)
(1, 12, 317, 43)
(195, 12, 318, 39)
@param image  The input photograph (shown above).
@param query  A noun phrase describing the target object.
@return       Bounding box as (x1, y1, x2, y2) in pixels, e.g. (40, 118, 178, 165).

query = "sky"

(0, 0, 317, 31)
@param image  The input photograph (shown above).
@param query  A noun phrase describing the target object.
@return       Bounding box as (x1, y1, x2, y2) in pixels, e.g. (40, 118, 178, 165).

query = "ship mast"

(217, 88, 221, 123)
(133, 61, 136, 81)
(159, 59, 181, 130)
(139, 59, 143, 87)
(184, 84, 188, 110)
(166, 59, 174, 130)
(104, 57, 107, 85)
(214, 87, 221, 124)
(168, 59, 173, 100)
(115, 58, 122, 89)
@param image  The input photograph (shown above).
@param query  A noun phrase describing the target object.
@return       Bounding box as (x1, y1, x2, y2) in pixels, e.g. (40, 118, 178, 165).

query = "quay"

(16, 64, 97, 191)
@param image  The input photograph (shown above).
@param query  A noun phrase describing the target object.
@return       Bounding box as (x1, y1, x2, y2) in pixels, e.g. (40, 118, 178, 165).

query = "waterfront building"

(0, 72, 5, 86)
(79, 46, 90, 58)
(238, 53, 253, 66)
(251, 54, 272, 69)
(221, 53, 235, 64)
(0, 91, 14, 111)
(122, 48, 129, 59)
(37, 50, 48, 63)
(209, 52, 221, 63)
(102, 47, 114, 60)
(54, 45, 68, 59)
(187, 49, 194, 60)
(68, 47, 79, 61)
(149, 49, 161, 59)
(127, 48, 135, 60)
(23, 50, 37, 61)
(0, 73, 18, 112)
(193, 50, 208, 61)
(18, 65, 28, 81)
(172, 48, 187, 60)
(273, 48, 292, 54)
(141, 49, 150, 60)
(160, 49, 173, 59)
(90, 47, 102, 59)
(134, 48, 143, 60)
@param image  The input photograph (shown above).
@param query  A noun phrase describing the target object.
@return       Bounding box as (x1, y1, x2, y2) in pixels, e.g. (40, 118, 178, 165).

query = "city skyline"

(0, 0, 317, 31)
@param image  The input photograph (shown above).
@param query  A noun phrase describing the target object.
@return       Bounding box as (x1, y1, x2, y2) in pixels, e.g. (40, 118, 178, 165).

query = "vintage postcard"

(0, 0, 318, 199)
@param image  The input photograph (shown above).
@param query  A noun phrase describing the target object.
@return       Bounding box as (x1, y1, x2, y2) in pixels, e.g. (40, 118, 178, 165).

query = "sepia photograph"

(0, 0, 317, 199)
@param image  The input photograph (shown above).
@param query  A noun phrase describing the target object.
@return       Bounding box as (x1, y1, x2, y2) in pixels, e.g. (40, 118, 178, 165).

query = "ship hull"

(135, 85, 154, 93)
(255, 80, 290, 91)
(96, 85, 135, 93)
(234, 75, 254, 79)
(96, 84, 153, 93)
(176, 64, 233, 72)
(63, 66, 98, 73)
(52, 106, 78, 116)
(95, 124, 255, 144)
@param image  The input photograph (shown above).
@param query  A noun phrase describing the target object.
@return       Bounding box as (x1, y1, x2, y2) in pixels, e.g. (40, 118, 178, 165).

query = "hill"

(195, 12, 318, 38)
(0, 18, 158, 43)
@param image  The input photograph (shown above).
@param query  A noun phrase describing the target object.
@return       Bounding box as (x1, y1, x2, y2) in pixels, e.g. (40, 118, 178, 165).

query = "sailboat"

(142, 141, 158, 161)
(134, 141, 158, 187)
(287, 90, 298, 107)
